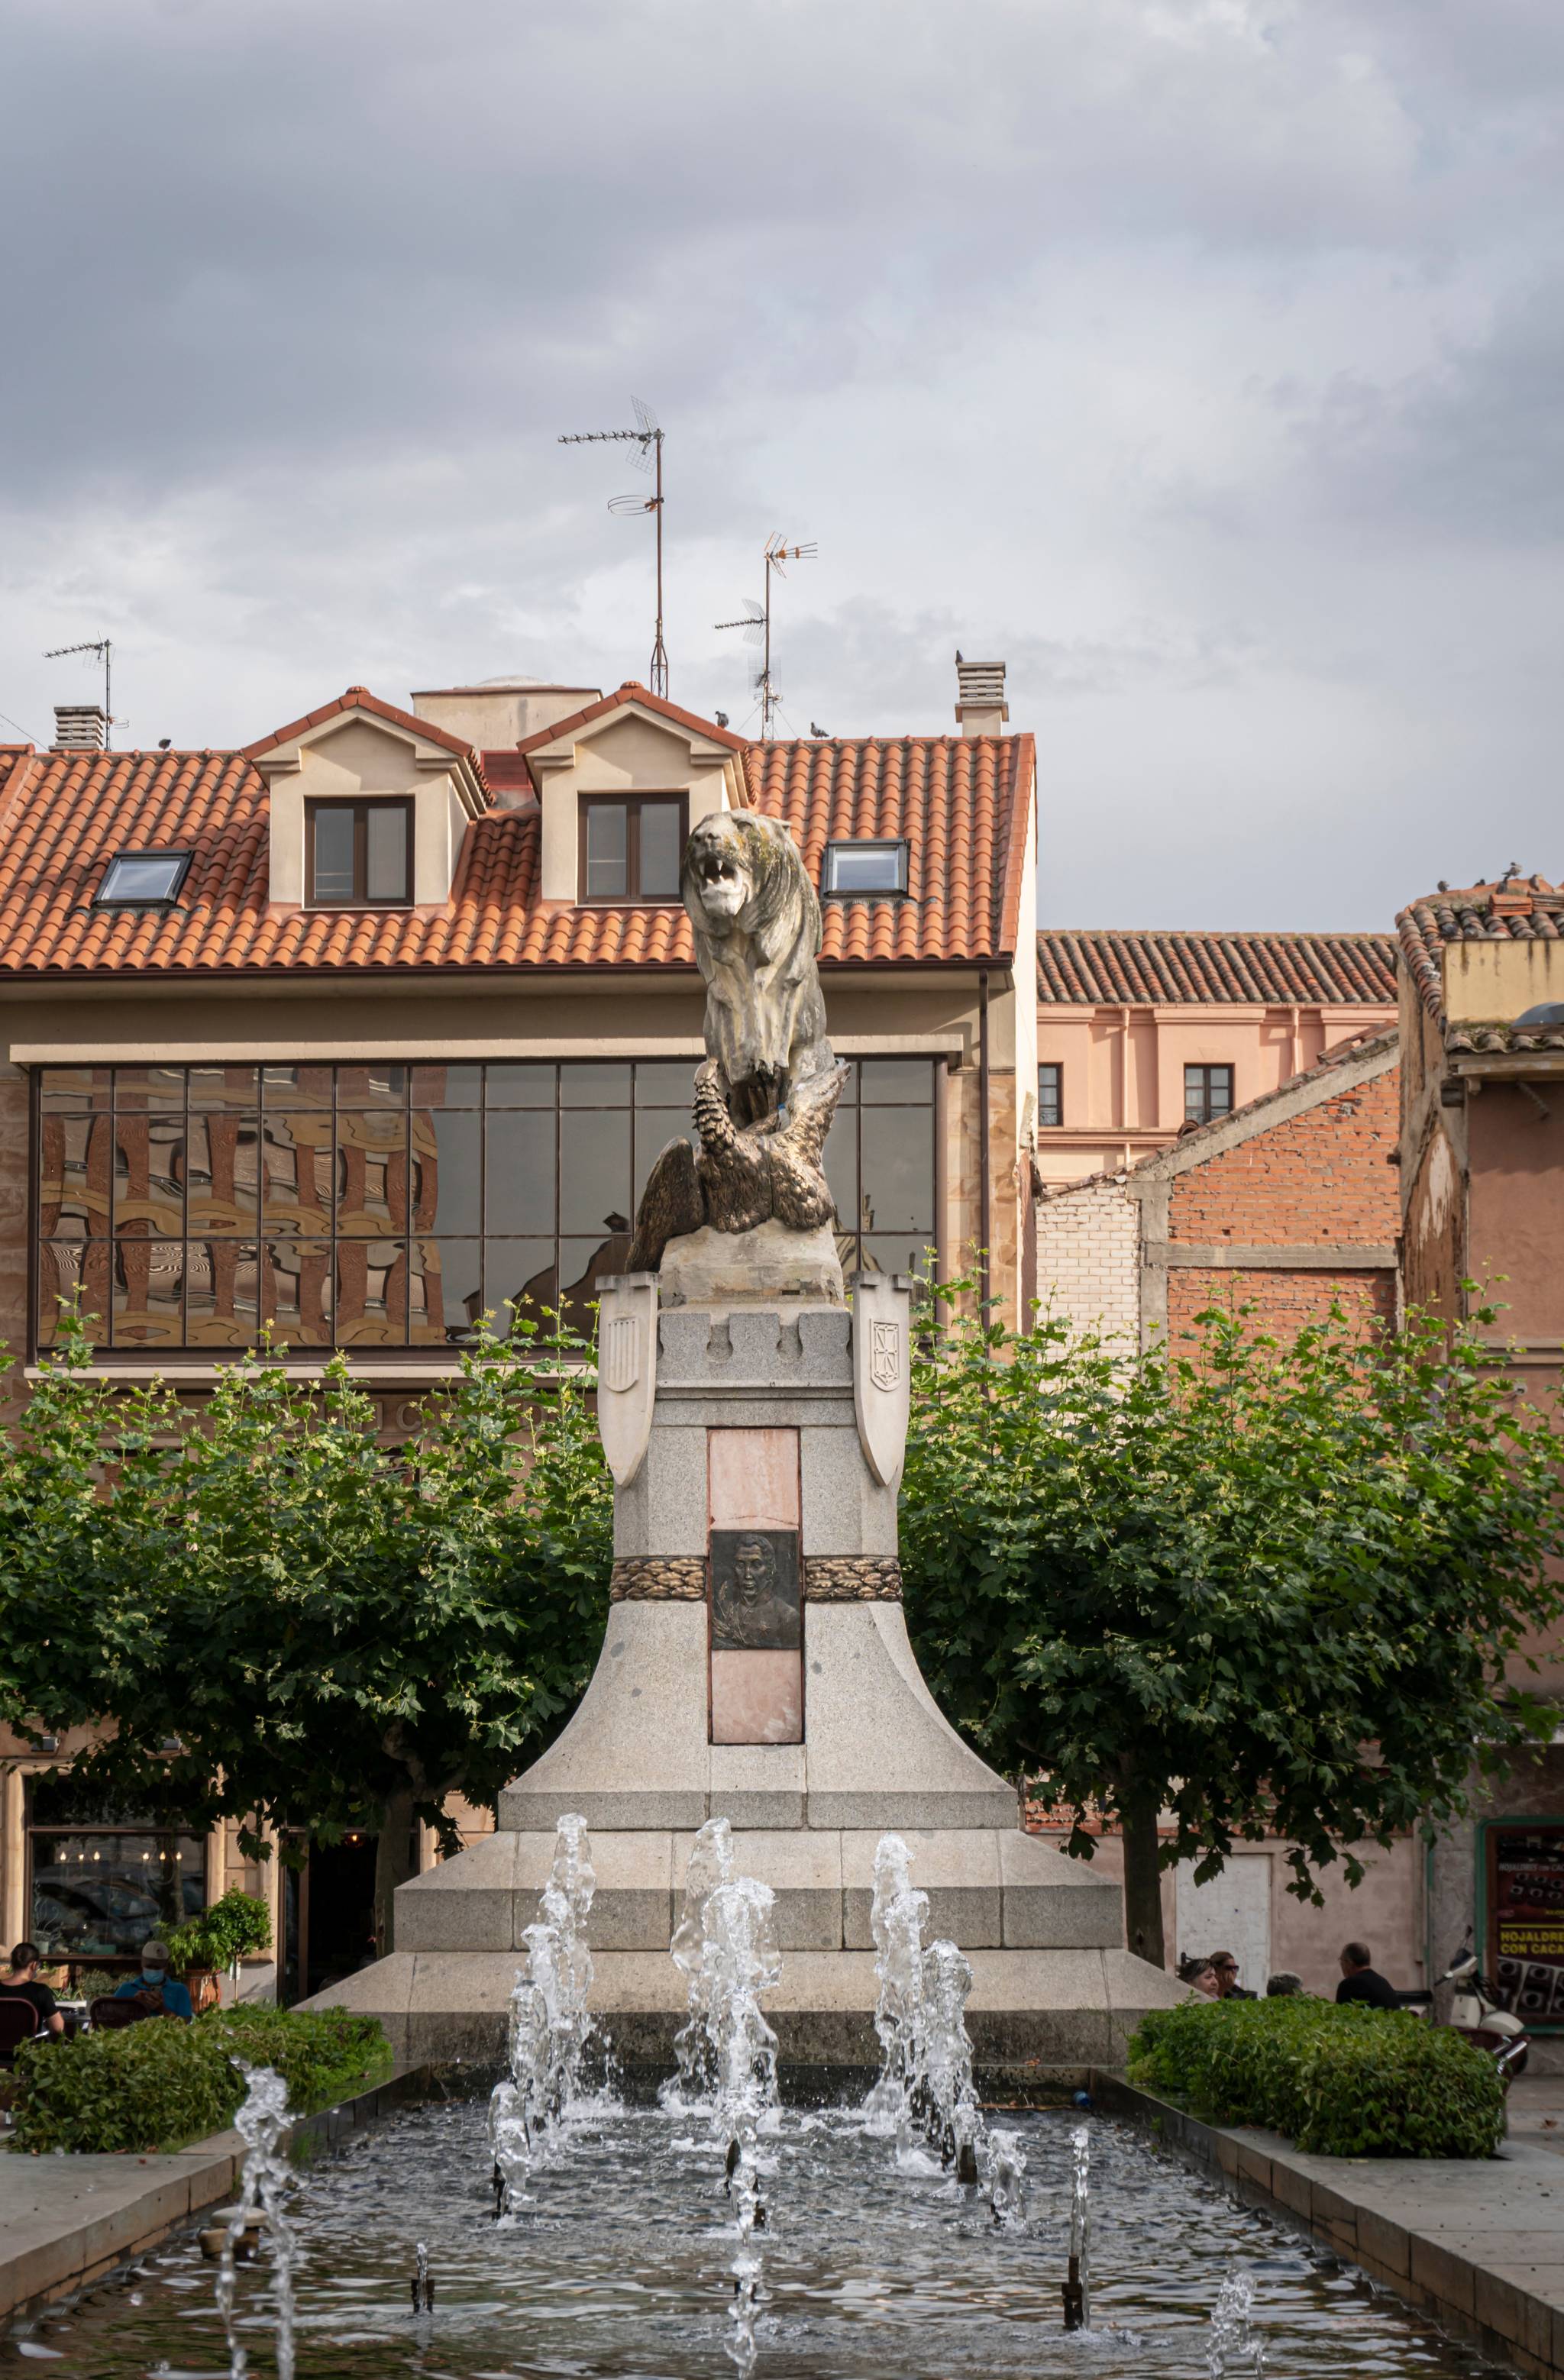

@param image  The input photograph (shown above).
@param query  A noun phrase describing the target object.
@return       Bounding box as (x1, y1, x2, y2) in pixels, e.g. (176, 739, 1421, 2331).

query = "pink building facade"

(1034, 928, 1398, 1189)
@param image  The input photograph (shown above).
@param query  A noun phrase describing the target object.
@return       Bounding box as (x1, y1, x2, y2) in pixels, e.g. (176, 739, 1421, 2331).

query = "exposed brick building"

(1036, 1025, 1400, 1348)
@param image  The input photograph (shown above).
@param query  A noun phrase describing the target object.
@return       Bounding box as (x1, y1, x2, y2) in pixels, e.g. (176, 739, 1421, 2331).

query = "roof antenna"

(716, 534, 816, 739)
(559, 398, 667, 698)
(44, 638, 116, 748)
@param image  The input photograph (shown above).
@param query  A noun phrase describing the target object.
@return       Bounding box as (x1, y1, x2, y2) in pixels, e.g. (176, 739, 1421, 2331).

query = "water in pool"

(14, 2090, 1503, 2380)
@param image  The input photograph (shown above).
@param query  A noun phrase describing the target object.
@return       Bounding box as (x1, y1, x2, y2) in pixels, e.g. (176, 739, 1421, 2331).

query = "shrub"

(9, 2004, 392, 2155)
(166, 1888, 273, 1976)
(1129, 1997, 1504, 2159)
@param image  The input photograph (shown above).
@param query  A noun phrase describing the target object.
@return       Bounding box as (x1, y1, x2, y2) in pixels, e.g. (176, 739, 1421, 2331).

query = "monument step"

(393, 1825, 1125, 1956)
(301, 1944, 1189, 2069)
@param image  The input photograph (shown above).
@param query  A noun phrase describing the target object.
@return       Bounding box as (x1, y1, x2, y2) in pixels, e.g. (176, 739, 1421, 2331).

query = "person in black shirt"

(0, 1942, 63, 2038)
(1336, 1941, 1401, 2008)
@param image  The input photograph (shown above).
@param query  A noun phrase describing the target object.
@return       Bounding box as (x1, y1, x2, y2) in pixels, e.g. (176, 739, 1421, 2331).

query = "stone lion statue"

(628, 809, 848, 1273)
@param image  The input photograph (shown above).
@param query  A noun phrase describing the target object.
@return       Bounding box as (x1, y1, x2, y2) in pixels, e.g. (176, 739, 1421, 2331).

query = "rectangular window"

(822, 1057, 937, 1283)
(29, 1059, 709, 1357)
(1037, 1063, 1063, 1129)
(823, 840, 908, 896)
(305, 800, 412, 906)
(27, 1775, 206, 1968)
(1184, 1064, 1234, 1125)
(95, 851, 191, 906)
(578, 796, 687, 903)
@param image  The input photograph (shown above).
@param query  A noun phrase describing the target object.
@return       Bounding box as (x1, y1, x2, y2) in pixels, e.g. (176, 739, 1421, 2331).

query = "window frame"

(822, 838, 910, 898)
(577, 793, 688, 906)
(1184, 1063, 1235, 1125)
(304, 798, 415, 909)
(93, 850, 192, 909)
(1036, 1061, 1064, 1129)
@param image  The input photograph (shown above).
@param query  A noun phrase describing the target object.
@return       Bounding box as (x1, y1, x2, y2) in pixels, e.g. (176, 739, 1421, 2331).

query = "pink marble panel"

(708, 1429, 799, 1531)
(709, 1650, 803, 1745)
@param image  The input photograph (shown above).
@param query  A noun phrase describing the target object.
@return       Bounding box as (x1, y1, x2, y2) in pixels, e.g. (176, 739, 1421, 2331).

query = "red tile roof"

(1037, 928, 1398, 1007)
(0, 704, 1033, 980)
(1397, 874, 1564, 1051)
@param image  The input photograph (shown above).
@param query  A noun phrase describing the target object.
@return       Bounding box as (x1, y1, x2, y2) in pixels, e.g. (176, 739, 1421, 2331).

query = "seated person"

(1210, 1949, 1257, 2001)
(1335, 1941, 1400, 2008)
(1180, 1956, 1221, 1998)
(0, 1941, 63, 2037)
(1265, 1971, 1305, 1997)
(113, 1939, 193, 2022)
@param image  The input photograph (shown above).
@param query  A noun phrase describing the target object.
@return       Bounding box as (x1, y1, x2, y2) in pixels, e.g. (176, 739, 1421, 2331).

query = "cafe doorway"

(280, 1831, 378, 2004)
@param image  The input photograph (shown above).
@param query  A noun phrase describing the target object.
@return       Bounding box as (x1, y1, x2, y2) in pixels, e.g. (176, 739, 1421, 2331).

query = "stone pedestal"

(311, 1290, 1186, 2064)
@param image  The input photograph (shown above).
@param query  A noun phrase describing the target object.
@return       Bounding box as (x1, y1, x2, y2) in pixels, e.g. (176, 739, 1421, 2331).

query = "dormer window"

(95, 851, 191, 907)
(823, 838, 908, 896)
(579, 794, 685, 903)
(305, 799, 412, 907)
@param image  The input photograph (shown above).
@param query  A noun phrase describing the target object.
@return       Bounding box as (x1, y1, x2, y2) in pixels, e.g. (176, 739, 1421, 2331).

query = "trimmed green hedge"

(1128, 1996, 1504, 2159)
(8, 2004, 393, 2156)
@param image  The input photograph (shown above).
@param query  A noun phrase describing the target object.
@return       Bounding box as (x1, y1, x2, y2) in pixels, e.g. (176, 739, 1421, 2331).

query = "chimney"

(954, 655, 1007, 737)
(53, 704, 108, 752)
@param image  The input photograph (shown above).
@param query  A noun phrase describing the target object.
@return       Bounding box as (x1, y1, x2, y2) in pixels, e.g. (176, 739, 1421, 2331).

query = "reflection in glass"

(334, 1239, 407, 1344)
(39, 1113, 110, 1238)
(187, 1064, 261, 1111)
(260, 1065, 334, 1109)
(860, 1106, 934, 1235)
(559, 1231, 634, 1332)
(312, 806, 356, 902)
(111, 1239, 183, 1346)
(184, 1115, 260, 1237)
(335, 1066, 407, 1110)
(486, 1110, 556, 1235)
(861, 1058, 932, 1104)
(113, 1115, 184, 1237)
(261, 1240, 333, 1347)
(412, 1109, 481, 1237)
(29, 1831, 206, 1960)
(336, 1110, 408, 1236)
(185, 1242, 261, 1346)
(561, 1109, 631, 1237)
(639, 802, 681, 897)
(112, 1066, 186, 1112)
(409, 1064, 483, 1109)
(37, 1243, 108, 1343)
(409, 1238, 483, 1344)
(483, 1240, 557, 1325)
(634, 1059, 695, 1107)
(366, 804, 409, 903)
(822, 1106, 858, 1237)
(39, 1067, 108, 1111)
(561, 1062, 632, 1106)
(483, 1064, 554, 1108)
(584, 802, 628, 898)
(862, 1232, 934, 1281)
(260, 1114, 333, 1235)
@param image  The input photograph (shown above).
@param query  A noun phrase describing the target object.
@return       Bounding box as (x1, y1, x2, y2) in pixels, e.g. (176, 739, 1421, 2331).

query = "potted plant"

(166, 1891, 274, 2010)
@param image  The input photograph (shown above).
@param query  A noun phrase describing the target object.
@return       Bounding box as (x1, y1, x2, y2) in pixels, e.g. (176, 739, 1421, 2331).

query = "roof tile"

(1037, 927, 1397, 1007)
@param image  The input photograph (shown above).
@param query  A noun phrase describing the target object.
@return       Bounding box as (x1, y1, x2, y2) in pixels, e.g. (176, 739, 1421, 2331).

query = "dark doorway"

(286, 1833, 378, 2004)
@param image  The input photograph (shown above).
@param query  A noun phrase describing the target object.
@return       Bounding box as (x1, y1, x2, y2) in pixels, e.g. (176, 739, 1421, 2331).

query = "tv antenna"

(716, 534, 816, 738)
(44, 638, 116, 748)
(559, 397, 667, 698)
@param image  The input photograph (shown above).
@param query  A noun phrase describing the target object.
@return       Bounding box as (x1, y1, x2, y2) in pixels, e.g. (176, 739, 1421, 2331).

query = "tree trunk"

(373, 1787, 419, 1959)
(1118, 1775, 1167, 1969)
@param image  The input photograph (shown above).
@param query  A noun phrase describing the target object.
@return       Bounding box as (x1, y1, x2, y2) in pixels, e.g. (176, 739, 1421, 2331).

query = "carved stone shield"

(851, 1271, 913, 1489)
(596, 1274, 658, 1487)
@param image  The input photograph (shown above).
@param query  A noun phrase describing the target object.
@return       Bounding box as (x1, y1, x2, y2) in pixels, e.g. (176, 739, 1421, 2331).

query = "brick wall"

(1167, 1264, 1397, 1339)
(1167, 1064, 1401, 1248)
(1035, 1174, 1139, 1342)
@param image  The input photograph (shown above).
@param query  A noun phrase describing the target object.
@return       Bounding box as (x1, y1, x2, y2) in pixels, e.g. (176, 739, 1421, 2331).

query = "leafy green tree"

(0, 1311, 612, 1949)
(900, 1290, 1564, 1968)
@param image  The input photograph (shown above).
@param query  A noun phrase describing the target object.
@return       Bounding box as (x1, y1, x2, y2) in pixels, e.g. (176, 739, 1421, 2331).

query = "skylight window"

(95, 851, 192, 906)
(822, 840, 908, 896)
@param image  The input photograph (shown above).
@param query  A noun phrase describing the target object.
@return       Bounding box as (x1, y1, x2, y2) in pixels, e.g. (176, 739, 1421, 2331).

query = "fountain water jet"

(490, 1812, 604, 2210)
(215, 2063, 299, 2380)
(667, 1813, 735, 2105)
(1064, 2123, 1091, 2330)
(1207, 2267, 1266, 2377)
(863, 1833, 930, 2155)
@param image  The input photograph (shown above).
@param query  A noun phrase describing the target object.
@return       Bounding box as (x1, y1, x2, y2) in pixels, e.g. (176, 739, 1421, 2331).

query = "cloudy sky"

(2, 0, 1561, 931)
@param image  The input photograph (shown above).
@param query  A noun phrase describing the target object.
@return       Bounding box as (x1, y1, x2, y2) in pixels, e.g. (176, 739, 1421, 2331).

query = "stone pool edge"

(1091, 2068, 1564, 2380)
(0, 2061, 436, 2328)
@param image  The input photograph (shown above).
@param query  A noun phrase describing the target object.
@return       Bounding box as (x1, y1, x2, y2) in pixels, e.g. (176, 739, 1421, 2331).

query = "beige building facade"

(0, 658, 1037, 1996)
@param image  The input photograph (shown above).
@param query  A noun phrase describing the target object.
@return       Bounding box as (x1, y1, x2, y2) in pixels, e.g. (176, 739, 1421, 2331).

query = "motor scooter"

(1398, 1933, 1529, 2078)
